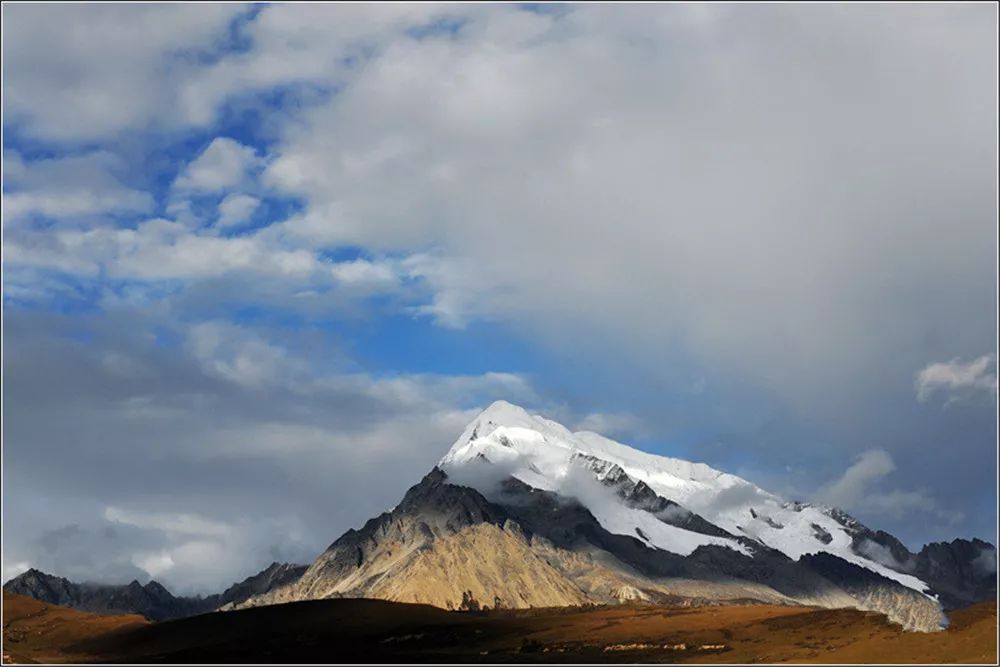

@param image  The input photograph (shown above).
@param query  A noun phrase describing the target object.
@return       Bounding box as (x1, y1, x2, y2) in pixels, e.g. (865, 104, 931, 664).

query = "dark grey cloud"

(1, 309, 534, 593)
(1, 3, 247, 141)
(254, 3, 996, 474)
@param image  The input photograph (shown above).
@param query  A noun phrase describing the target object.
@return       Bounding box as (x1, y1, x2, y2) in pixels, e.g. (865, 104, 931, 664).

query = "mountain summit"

(229, 401, 994, 631)
(443, 401, 925, 588)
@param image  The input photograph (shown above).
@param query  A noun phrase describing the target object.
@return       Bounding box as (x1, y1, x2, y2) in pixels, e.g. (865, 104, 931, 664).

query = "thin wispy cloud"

(819, 450, 962, 524)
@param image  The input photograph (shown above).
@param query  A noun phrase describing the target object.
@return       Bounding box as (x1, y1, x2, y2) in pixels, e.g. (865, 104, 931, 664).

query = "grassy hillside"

(2, 590, 995, 664)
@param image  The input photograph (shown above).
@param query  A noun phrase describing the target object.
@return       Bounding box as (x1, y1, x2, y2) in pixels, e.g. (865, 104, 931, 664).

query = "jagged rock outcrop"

(826, 507, 998, 611)
(2, 569, 201, 620)
(3, 569, 78, 608)
(913, 538, 997, 610)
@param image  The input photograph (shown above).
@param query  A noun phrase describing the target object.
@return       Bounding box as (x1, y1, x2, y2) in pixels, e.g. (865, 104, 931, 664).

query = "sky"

(2, 3, 997, 596)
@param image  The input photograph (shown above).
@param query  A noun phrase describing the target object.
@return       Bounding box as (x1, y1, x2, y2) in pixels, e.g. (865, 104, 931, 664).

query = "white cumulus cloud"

(916, 354, 998, 404)
(174, 137, 260, 193)
(2, 3, 246, 141)
(2, 151, 153, 223)
(216, 193, 261, 228)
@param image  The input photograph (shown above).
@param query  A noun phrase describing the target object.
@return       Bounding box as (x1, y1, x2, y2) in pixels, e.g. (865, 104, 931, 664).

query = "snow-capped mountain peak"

(442, 400, 572, 461)
(440, 401, 933, 597)
(208, 399, 996, 634)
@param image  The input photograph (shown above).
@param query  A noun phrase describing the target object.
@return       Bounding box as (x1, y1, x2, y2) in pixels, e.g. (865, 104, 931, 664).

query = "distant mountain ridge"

(3, 562, 307, 621)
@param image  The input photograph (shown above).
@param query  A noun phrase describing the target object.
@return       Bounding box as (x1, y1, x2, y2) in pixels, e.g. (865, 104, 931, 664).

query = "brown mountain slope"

(234, 469, 943, 632)
(1, 591, 148, 664)
(236, 518, 846, 614)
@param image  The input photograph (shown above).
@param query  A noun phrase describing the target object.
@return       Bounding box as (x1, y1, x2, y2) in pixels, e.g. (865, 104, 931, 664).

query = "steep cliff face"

(798, 552, 945, 633)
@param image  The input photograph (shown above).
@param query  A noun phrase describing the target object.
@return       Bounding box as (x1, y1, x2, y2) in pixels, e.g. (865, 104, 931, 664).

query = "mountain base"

(3, 591, 995, 664)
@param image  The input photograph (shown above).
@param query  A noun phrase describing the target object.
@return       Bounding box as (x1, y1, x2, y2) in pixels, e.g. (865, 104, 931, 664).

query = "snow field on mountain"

(441, 401, 933, 596)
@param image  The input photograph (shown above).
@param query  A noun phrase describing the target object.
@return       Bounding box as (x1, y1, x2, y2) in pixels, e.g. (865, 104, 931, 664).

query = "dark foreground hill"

(3, 591, 996, 664)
